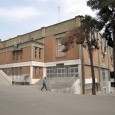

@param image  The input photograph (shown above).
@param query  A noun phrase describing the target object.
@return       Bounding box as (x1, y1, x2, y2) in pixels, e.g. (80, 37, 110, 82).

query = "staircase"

(36, 75, 78, 93)
(0, 70, 12, 86)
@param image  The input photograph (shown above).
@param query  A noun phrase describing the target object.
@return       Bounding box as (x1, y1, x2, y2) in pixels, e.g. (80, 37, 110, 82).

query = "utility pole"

(79, 44, 85, 94)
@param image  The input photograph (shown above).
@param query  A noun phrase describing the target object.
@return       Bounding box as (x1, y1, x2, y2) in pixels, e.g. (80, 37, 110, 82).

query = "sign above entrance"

(56, 63, 64, 66)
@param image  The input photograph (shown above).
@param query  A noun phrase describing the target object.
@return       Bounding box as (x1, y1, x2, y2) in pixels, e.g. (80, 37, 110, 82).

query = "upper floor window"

(12, 51, 18, 60)
(20, 49, 23, 60)
(34, 47, 42, 59)
(56, 38, 65, 57)
(109, 48, 113, 64)
(35, 47, 38, 58)
(39, 48, 42, 59)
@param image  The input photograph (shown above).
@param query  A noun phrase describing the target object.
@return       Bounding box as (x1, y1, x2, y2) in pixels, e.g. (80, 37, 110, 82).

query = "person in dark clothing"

(41, 77, 47, 91)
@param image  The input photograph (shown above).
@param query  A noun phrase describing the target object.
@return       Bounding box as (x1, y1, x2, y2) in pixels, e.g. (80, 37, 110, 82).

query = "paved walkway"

(0, 85, 115, 115)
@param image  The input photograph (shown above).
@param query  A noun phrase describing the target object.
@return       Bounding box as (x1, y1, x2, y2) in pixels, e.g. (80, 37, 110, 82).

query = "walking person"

(41, 77, 47, 91)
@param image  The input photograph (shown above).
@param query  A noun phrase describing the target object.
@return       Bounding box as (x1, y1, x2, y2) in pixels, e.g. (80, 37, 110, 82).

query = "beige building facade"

(0, 16, 113, 93)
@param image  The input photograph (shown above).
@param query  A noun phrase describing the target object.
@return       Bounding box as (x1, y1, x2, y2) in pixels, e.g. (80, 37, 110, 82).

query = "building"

(0, 16, 113, 94)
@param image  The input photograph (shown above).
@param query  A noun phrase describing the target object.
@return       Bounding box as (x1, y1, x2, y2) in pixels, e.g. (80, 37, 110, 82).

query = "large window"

(46, 65, 79, 77)
(56, 38, 65, 57)
(57, 67, 65, 77)
(68, 65, 79, 77)
(47, 67, 54, 77)
(101, 69, 107, 87)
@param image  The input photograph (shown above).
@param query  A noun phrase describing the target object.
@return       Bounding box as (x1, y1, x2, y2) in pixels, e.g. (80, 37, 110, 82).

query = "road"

(0, 85, 115, 115)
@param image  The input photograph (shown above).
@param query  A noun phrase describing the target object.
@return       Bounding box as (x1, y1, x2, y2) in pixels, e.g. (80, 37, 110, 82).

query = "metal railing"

(49, 74, 77, 92)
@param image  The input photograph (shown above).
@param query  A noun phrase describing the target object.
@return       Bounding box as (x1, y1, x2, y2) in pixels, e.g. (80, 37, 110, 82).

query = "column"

(30, 66, 33, 84)
(43, 67, 47, 78)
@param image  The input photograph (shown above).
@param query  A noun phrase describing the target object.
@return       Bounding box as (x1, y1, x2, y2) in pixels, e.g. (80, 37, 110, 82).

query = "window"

(68, 65, 78, 77)
(13, 52, 15, 60)
(110, 72, 114, 78)
(39, 48, 42, 59)
(20, 49, 23, 60)
(15, 52, 18, 60)
(102, 69, 106, 81)
(101, 38, 107, 62)
(38, 67, 42, 75)
(12, 68, 14, 75)
(47, 67, 54, 77)
(19, 67, 22, 75)
(34, 67, 37, 74)
(15, 68, 18, 75)
(57, 38, 65, 57)
(35, 47, 38, 58)
(12, 51, 18, 60)
(101, 69, 107, 87)
(57, 67, 65, 77)
(110, 48, 113, 64)
(111, 82, 115, 87)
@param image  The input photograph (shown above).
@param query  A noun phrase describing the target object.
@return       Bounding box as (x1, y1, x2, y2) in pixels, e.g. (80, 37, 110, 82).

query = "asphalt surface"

(0, 85, 115, 115)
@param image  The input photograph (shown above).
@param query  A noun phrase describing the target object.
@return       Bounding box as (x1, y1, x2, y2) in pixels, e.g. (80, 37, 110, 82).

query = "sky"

(0, 0, 96, 41)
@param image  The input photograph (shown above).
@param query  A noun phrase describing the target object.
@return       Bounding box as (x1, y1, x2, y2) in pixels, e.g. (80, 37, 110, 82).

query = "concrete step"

(35, 77, 77, 91)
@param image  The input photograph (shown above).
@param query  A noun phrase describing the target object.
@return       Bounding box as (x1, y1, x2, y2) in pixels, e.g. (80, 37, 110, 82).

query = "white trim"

(44, 59, 81, 67)
(0, 59, 81, 68)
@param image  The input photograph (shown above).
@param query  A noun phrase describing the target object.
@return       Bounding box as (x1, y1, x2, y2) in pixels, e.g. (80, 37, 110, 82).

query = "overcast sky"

(0, 0, 96, 41)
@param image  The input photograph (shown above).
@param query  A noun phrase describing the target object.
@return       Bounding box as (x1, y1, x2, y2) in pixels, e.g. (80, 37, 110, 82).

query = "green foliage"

(87, 0, 115, 23)
(87, 0, 115, 10)
(87, 0, 115, 48)
(62, 15, 100, 52)
(87, 0, 115, 88)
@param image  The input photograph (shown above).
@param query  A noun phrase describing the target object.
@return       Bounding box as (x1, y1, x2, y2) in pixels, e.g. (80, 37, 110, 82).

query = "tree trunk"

(112, 22, 115, 91)
(87, 38, 96, 95)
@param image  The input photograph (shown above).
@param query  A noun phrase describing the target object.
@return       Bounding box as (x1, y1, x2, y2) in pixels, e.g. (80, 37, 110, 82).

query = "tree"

(87, 0, 115, 90)
(62, 15, 99, 95)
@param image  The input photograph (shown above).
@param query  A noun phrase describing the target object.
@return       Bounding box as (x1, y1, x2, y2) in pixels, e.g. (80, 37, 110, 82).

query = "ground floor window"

(47, 67, 54, 77)
(69, 65, 78, 77)
(47, 65, 79, 78)
(57, 67, 65, 77)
